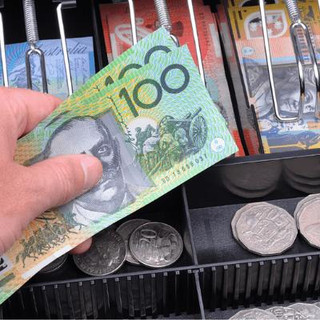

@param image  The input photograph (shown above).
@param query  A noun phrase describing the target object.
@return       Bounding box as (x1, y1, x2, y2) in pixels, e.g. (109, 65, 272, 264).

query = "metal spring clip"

(154, 0, 179, 47)
(0, 1, 8, 87)
(128, 0, 138, 45)
(259, 0, 320, 121)
(153, 0, 206, 84)
(23, 0, 48, 93)
(56, 0, 136, 96)
(287, 0, 320, 119)
(56, 0, 77, 96)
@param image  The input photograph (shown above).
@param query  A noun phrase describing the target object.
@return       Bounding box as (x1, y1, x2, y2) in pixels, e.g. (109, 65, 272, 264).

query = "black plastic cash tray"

(1, 0, 320, 319)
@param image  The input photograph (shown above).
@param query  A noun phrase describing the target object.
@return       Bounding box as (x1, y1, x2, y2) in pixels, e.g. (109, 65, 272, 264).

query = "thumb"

(25, 154, 103, 216)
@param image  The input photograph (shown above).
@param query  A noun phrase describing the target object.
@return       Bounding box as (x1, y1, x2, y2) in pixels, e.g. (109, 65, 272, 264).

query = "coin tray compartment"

(29, 186, 195, 286)
(204, 299, 320, 319)
(183, 154, 320, 316)
(2, 264, 202, 319)
(2, 186, 201, 319)
(189, 198, 319, 264)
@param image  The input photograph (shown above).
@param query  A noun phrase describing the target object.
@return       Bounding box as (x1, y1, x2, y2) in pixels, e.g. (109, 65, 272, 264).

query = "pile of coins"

(73, 219, 183, 276)
(231, 202, 297, 256)
(231, 194, 320, 256)
(284, 159, 320, 194)
(230, 302, 320, 319)
(221, 162, 281, 199)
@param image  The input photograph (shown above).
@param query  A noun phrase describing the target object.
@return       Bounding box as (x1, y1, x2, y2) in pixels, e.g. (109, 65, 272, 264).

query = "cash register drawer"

(1, 0, 320, 318)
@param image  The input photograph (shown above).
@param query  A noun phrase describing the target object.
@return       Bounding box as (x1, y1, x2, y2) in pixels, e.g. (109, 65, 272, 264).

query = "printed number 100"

(119, 64, 190, 117)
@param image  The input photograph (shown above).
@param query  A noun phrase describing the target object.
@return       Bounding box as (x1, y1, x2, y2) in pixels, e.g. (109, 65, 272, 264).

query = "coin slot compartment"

(184, 155, 320, 265)
(183, 155, 320, 312)
(28, 186, 194, 288)
(5, 266, 202, 319)
(188, 198, 320, 264)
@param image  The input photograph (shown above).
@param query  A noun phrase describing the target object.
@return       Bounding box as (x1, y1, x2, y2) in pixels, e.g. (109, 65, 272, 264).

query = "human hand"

(0, 88, 102, 255)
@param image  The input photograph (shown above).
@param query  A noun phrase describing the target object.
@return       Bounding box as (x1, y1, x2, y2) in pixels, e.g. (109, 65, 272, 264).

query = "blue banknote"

(0, 37, 95, 100)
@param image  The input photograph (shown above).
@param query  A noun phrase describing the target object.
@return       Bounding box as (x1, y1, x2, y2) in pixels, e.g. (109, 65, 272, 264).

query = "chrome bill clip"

(153, 0, 206, 84)
(286, 0, 320, 119)
(54, 0, 77, 96)
(23, 0, 48, 93)
(128, 0, 138, 45)
(259, 0, 320, 121)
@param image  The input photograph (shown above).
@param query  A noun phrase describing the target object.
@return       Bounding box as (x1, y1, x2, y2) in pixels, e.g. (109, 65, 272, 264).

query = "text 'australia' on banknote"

(0, 43, 237, 304)
(0, 37, 95, 100)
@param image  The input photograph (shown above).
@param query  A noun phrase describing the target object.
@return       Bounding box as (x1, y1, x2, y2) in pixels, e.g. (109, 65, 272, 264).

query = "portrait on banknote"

(244, 59, 317, 118)
(243, 59, 320, 151)
(29, 111, 151, 227)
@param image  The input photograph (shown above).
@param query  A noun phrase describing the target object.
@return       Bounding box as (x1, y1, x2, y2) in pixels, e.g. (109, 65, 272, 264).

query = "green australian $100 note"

(70, 26, 177, 101)
(0, 45, 237, 304)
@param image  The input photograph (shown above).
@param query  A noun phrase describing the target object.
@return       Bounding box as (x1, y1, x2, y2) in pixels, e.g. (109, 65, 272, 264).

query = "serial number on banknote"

(161, 153, 208, 184)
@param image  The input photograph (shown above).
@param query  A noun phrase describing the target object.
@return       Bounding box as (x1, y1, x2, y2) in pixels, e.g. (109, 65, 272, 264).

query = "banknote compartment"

(217, 0, 320, 156)
(2, 0, 95, 43)
(92, 0, 320, 157)
(0, 0, 103, 87)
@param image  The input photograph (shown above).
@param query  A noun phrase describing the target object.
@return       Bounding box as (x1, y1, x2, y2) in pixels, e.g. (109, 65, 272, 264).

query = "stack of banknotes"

(0, 27, 237, 304)
(100, 0, 245, 156)
(220, 0, 320, 154)
(0, 37, 95, 100)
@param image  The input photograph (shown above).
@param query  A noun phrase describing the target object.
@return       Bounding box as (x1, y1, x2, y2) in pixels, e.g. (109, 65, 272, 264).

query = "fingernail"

(81, 156, 103, 192)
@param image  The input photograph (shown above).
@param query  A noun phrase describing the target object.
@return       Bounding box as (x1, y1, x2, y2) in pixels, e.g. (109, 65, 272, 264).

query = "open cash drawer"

(1, 0, 320, 319)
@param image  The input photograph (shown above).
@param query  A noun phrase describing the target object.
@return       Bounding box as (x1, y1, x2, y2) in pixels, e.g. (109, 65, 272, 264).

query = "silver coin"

(268, 307, 307, 319)
(294, 196, 316, 221)
(39, 254, 68, 274)
(230, 308, 277, 320)
(129, 222, 183, 268)
(116, 219, 150, 265)
(297, 196, 320, 249)
(294, 195, 319, 229)
(231, 203, 268, 242)
(289, 303, 320, 319)
(235, 203, 297, 256)
(73, 229, 126, 276)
